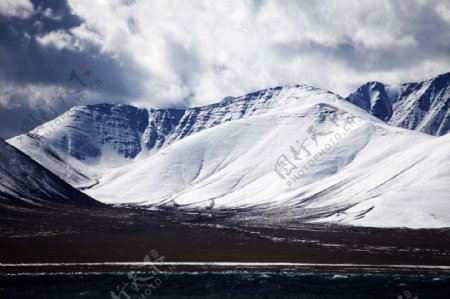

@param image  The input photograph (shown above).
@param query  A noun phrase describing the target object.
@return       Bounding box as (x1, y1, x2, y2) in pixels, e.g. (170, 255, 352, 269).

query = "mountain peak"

(346, 81, 392, 121)
(367, 81, 386, 88)
(346, 72, 450, 135)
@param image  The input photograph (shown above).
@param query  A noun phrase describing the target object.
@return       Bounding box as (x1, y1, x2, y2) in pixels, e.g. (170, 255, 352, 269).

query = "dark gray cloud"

(0, 0, 82, 82)
(0, 0, 141, 95)
(1, 0, 450, 139)
(0, 0, 148, 138)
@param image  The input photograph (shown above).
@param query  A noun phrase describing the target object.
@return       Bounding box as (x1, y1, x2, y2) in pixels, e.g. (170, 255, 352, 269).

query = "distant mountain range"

(4, 73, 450, 228)
(346, 72, 450, 136)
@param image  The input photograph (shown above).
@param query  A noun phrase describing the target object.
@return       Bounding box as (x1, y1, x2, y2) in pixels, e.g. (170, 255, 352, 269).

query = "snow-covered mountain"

(0, 138, 98, 209)
(8, 84, 450, 228)
(9, 104, 149, 188)
(346, 72, 450, 136)
(9, 85, 332, 187)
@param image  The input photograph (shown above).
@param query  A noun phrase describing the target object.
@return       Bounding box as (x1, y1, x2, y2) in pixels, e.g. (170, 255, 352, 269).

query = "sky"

(1, 0, 450, 139)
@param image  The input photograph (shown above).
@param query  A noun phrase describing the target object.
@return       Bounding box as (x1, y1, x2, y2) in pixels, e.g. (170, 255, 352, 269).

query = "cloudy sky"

(1, 0, 450, 139)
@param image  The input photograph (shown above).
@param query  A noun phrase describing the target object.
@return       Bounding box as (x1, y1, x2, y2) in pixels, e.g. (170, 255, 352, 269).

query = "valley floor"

(0, 205, 449, 275)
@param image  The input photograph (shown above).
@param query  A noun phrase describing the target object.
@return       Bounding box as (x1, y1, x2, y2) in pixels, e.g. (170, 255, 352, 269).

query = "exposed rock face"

(346, 72, 450, 136)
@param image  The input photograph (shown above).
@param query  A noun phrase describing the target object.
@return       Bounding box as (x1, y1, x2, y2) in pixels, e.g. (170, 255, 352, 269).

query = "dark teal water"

(1, 272, 449, 298)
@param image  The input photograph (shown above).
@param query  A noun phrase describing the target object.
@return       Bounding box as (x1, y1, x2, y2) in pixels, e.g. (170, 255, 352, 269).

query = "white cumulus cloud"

(10, 0, 450, 108)
(0, 0, 35, 19)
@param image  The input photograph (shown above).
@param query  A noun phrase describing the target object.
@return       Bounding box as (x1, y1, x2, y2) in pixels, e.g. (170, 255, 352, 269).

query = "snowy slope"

(316, 133, 450, 228)
(0, 138, 98, 208)
(346, 72, 450, 136)
(9, 133, 97, 189)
